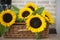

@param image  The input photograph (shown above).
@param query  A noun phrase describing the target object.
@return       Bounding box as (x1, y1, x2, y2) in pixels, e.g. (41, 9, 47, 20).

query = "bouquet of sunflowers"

(0, 2, 54, 40)
(18, 2, 54, 33)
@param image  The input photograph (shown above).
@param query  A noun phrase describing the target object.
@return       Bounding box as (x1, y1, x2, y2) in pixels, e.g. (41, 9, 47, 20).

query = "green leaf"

(16, 18, 25, 22)
(4, 27, 9, 32)
(11, 5, 19, 11)
(11, 5, 20, 22)
(11, 6, 19, 14)
(33, 7, 44, 15)
(0, 24, 9, 37)
(11, 5, 20, 16)
(35, 32, 40, 40)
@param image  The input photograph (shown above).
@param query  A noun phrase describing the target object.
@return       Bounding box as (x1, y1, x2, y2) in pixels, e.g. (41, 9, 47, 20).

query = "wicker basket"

(4, 22, 49, 39)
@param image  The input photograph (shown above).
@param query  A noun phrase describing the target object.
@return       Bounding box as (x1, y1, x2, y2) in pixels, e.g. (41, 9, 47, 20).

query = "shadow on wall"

(49, 28, 57, 34)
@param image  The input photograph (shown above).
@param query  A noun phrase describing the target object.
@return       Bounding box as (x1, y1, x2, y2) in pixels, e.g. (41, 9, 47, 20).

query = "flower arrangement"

(0, 2, 54, 40)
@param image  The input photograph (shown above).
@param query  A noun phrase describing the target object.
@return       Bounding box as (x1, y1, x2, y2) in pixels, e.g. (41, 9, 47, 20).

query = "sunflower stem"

(35, 32, 40, 40)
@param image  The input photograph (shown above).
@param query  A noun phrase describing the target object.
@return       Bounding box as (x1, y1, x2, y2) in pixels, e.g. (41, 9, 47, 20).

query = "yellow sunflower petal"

(45, 10, 54, 24)
(41, 9, 46, 17)
(25, 2, 38, 11)
(18, 7, 33, 19)
(0, 9, 16, 27)
(25, 14, 46, 33)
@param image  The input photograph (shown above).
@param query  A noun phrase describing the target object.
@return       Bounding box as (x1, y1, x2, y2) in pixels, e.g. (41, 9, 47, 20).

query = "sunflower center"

(3, 13, 12, 23)
(29, 6, 35, 11)
(30, 17, 42, 28)
(22, 11, 30, 17)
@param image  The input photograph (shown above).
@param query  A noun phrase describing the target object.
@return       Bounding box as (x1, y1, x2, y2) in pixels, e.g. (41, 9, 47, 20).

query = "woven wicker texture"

(4, 22, 49, 39)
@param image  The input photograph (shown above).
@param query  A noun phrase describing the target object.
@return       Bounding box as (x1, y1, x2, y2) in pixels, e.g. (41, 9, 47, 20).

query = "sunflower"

(41, 9, 46, 17)
(44, 10, 54, 24)
(25, 2, 38, 11)
(0, 9, 16, 27)
(18, 8, 33, 19)
(25, 14, 46, 33)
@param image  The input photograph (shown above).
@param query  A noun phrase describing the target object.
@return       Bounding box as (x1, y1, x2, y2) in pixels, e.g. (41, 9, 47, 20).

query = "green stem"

(35, 32, 40, 40)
